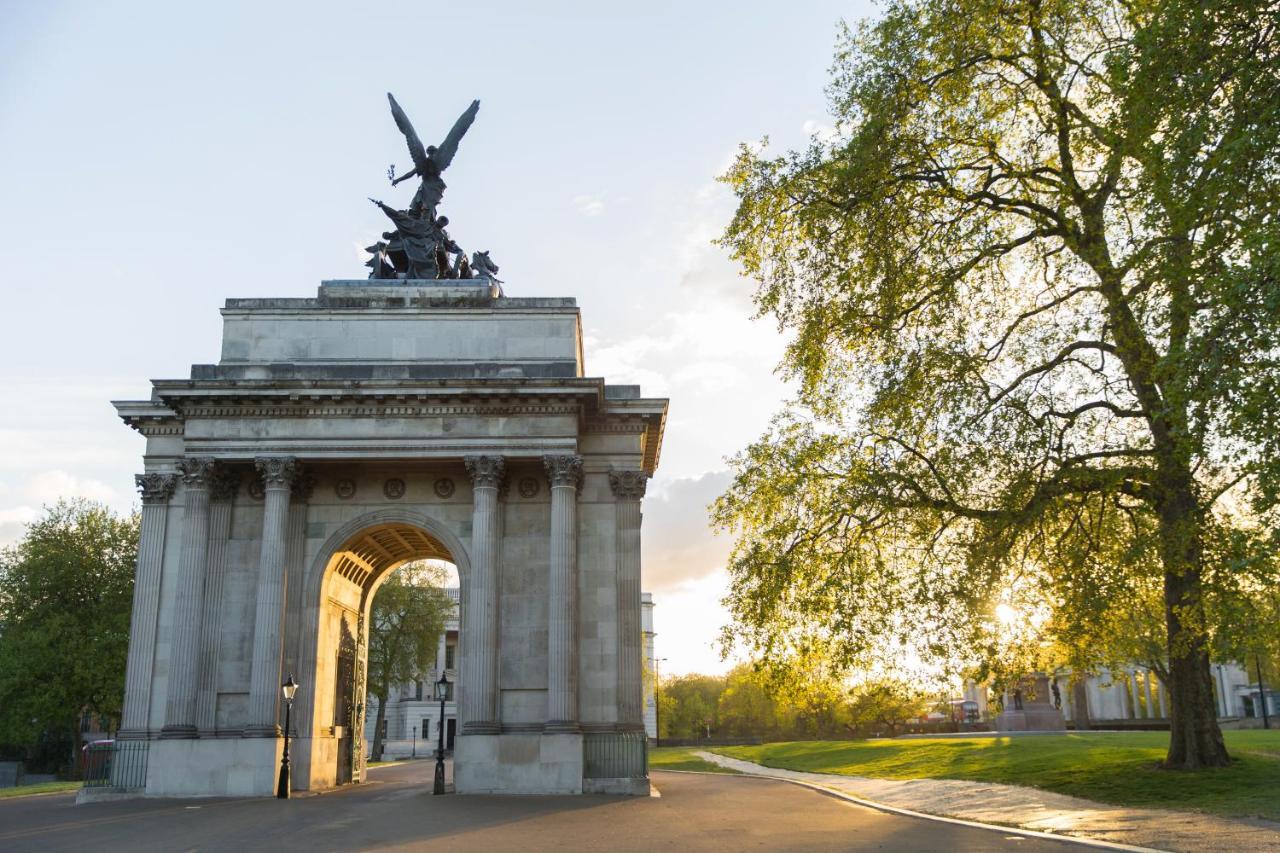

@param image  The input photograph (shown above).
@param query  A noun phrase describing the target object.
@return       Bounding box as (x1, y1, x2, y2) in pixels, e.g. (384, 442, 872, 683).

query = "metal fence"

(82, 740, 149, 790)
(583, 731, 646, 779)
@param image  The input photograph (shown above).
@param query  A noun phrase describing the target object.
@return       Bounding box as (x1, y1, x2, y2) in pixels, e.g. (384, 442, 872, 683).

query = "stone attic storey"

(112, 278, 668, 796)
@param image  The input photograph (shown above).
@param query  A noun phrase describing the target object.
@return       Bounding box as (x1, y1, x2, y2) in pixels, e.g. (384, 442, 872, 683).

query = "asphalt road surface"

(0, 761, 1085, 852)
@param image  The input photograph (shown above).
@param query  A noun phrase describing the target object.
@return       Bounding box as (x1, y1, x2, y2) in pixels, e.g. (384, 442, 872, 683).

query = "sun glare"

(995, 603, 1020, 626)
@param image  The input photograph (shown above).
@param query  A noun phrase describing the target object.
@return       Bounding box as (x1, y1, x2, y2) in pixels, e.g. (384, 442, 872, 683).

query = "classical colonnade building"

(112, 280, 667, 796)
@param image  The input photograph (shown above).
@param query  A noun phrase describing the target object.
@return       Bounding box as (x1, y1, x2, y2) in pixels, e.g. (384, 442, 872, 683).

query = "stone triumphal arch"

(113, 280, 667, 796)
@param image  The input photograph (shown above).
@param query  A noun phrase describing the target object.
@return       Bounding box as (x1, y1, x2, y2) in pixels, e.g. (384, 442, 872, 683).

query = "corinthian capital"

(254, 456, 298, 490)
(464, 455, 506, 490)
(177, 457, 217, 488)
(135, 472, 178, 505)
(543, 454, 583, 491)
(608, 469, 649, 500)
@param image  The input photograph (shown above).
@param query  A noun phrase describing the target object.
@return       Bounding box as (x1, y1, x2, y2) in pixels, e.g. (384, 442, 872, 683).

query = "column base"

(462, 721, 500, 735)
(242, 724, 282, 738)
(543, 720, 581, 734)
(159, 724, 198, 739)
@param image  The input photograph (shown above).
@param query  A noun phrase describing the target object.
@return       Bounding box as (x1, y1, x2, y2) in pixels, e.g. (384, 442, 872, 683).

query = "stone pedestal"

(454, 733, 584, 795)
(994, 674, 1067, 732)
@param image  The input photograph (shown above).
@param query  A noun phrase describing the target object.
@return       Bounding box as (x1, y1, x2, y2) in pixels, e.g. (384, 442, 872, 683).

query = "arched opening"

(297, 513, 470, 792)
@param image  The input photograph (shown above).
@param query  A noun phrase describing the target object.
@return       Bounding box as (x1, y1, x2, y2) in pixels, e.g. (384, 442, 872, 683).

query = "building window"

(445, 642, 455, 670)
(415, 681, 423, 701)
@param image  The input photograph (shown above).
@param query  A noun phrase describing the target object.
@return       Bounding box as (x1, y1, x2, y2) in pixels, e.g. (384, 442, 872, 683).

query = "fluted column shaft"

(196, 470, 238, 734)
(1142, 670, 1155, 719)
(462, 455, 504, 734)
(610, 470, 648, 732)
(544, 455, 582, 732)
(162, 458, 216, 738)
(246, 456, 297, 736)
(120, 473, 178, 738)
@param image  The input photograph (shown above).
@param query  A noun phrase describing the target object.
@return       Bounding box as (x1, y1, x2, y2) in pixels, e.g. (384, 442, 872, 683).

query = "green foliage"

(844, 678, 931, 737)
(659, 673, 725, 739)
(0, 500, 139, 766)
(366, 560, 453, 760)
(662, 664, 935, 741)
(715, 0, 1280, 768)
(718, 731, 1280, 819)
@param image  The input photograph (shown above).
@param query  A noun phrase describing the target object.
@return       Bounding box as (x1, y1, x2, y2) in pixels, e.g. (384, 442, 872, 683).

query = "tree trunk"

(1072, 678, 1092, 731)
(369, 690, 388, 762)
(1158, 474, 1230, 768)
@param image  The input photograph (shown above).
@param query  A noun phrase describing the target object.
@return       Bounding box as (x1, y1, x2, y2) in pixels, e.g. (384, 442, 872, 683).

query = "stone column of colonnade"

(161, 457, 216, 738)
(119, 472, 179, 738)
(609, 469, 649, 731)
(544, 454, 583, 732)
(196, 469, 238, 734)
(462, 455, 504, 734)
(245, 456, 298, 736)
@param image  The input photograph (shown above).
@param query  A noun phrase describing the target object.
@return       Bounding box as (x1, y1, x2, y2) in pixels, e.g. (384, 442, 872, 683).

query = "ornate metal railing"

(583, 731, 647, 779)
(82, 740, 149, 790)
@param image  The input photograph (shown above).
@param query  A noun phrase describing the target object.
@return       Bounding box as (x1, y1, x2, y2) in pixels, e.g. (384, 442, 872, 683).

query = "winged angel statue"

(366, 94, 501, 282)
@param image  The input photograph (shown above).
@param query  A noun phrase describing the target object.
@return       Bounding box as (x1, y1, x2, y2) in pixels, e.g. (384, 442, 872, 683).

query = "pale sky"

(0, 0, 872, 676)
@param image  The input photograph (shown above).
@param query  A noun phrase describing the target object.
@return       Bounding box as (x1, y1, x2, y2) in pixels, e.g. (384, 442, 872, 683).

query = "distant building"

(643, 593, 657, 740)
(964, 660, 1279, 726)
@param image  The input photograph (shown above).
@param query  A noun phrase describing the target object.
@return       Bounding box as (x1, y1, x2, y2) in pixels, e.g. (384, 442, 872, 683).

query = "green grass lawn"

(0, 780, 81, 799)
(716, 730, 1280, 820)
(649, 746, 742, 774)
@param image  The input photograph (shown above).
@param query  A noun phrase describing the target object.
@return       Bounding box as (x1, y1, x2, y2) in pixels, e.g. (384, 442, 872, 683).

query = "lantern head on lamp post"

(433, 671, 450, 795)
(277, 674, 298, 799)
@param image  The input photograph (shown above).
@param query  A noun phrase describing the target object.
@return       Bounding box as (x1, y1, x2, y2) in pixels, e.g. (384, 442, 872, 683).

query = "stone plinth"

(994, 674, 1067, 732)
(454, 733, 584, 795)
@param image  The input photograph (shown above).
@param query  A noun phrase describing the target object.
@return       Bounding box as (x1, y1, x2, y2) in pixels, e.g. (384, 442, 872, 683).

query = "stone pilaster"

(161, 457, 216, 738)
(119, 472, 178, 738)
(461, 455, 504, 734)
(196, 468, 238, 734)
(544, 454, 582, 733)
(245, 456, 298, 736)
(609, 469, 648, 732)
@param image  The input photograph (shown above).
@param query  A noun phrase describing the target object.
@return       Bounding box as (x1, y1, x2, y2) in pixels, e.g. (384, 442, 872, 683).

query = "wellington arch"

(112, 279, 667, 796)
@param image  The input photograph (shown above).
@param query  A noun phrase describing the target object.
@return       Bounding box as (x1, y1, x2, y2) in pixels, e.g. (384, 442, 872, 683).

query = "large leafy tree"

(0, 500, 139, 769)
(366, 560, 453, 761)
(716, 0, 1279, 768)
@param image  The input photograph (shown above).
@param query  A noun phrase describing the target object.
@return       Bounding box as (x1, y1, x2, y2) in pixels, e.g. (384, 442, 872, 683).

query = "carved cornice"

(464, 455, 506, 491)
(209, 467, 241, 502)
(135, 472, 178, 505)
(254, 456, 299, 490)
(177, 403, 580, 420)
(608, 469, 649, 501)
(543, 454, 583, 492)
(177, 457, 217, 489)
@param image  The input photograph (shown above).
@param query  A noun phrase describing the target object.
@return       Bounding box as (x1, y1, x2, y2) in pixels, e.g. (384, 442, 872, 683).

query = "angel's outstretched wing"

(388, 93, 429, 174)
(433, 100, 480, 172)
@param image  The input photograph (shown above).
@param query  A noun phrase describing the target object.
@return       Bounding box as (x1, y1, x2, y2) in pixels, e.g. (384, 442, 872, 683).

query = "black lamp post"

(433, 671, 450, 795)
(277, 674, 298, 799)
(412, 723, 417, 759)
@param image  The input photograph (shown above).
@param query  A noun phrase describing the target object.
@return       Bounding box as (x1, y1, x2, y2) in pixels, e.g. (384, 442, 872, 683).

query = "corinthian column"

(161, 457, 216, 738)
(544, 454, 582, 733)
(120, 472, 178, 739)
(245, 456, 297, 736)
(196, 468, 238, 734)
(462, 455, 504, 734)
(609, 469, 648, 732)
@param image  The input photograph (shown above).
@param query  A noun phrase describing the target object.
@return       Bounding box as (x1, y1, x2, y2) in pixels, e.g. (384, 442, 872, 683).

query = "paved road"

(0, 761, 1084, 852)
